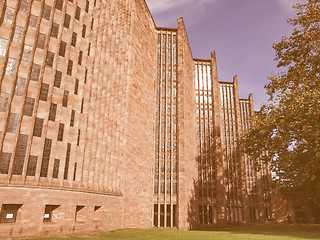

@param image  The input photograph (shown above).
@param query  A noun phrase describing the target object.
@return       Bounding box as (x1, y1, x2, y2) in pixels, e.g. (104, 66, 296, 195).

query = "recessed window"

(24, 97, 35, 116)
(26, 155, 37, 176)
(84, 69, 88, 84)
(94, 206, 101, 212)
(43, 4, 51, 20)
(12, 134, 29, 175)
(4, 7, 15, 24)
(73, 163, 77, 181)
(74, 79, 79, 95)
(49, 103, 57, 121)
(75, 6, 81, 20)
(55, 0, 63, 11)
(71, 32, 77, 47)
(0, 153, 11, 174)
(75, 205, 85, 222)
(13, 26, 24, 43)
(64, 14, 71, 29)
(40, 138, 52, 177)
(78, 50, 82, 65)
(7, 113, 19, 133)
(77, 129, 80, 146)
(33, 117, 44, 137)
(82, 24, 86, 38)
(52, 159, 60, 178)
(0, 204, 22, 223)
(20, 0, 29, 12)
(67, 60, 73, 76)
(6, 58, 17, 75)
(85, 0, 89, 12)
(81, 98, 84, 113)
(29, 15, 38, 29)
(57, 123, 64, 141)
(0, 92, 9, 112)
(62, 90, 69, 107)
(59, 41, 66, 57)
(46, 51, 54, 67)
(31, 64, 41, 81)
(91, 18, 94, 30)
(43, 205, 60, 222)
(51, 23, 59, 38)
(15, 78, 26, 96)
(37, 33, 46, 49)
(39, 83, 49, 101)
(0, 38, 8, 56)
(64, 143, 71, 179)
(54, 70, 62, 88)
(22, 45, 33, 62)
(70, 110, 75, 127)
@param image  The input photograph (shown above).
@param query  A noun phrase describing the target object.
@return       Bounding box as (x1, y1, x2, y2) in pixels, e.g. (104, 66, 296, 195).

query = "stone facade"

(0, 0, 271, 238)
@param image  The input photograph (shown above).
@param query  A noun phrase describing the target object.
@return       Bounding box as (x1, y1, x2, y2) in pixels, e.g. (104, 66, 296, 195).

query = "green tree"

(242, 0, 320, 207)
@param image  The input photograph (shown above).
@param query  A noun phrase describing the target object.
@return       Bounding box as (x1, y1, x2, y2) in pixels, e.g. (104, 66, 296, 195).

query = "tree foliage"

(242, 0, 320, 206)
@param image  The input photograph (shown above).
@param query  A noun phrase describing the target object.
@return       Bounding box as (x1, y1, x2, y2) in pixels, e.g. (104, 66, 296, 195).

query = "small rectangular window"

(7, 113, 19, 133)
(75, 6, 81, 20)
(82, 24, 86, 38)
(0, 153, 11, 174)
(74, 79, 79, 95)
(13, 26, 24, 43)
(54, 70, 62, 88)
(39, 83, 49, 101)
(0, 38, 8, 56)
(6, 58, 17, 75)
(24, 97, 35, 116)
(20, 0, 29, 12)
(51, 23, 59, 38)
(67, 60, 73, 76)
(75, 205, 85, 222)
(31, 64, 41, 81)
(33, 117, 44, 137)
(62, 90, 69, 107)
(46, 51, 54, 67)
(59, 41, 66, 57)
(57, 123, 64, 141)
(64, 14, 71, 29)
(64, 143, 71, 179)
(52, 159, 60, 178)
(0, 204, 22, 223)
(26, 155, 37, 176)
(0, 92, 9, 112)
(55, 0, 63, 11)
(29, 15, 38, 29)
(71, 32, 77, 47)
(22, 45, 33, 62)
(12, 134, 29, 175)
(78, 51, 83, 65)
(43, 205, 59, 222)
(43, 4, 51, 20)
(37, 33, 46, 49)
(49, 103, 57, 121)
(70, 109, 75, 127)
(40, 138, 52, 177)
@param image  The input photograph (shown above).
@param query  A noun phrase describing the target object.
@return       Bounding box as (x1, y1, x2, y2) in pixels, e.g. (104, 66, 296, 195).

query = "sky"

(145, 0, 304, 110)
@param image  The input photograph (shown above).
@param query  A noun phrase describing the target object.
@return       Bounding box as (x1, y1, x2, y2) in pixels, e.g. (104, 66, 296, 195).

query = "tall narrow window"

(33, 117, 44, 137)
(74, 79, 79, 95)
(73, 163, 77, 181)
(22, 45, 32, 62)
(70, 110, 75, 127)
(15, 78, 26, 96)
(49, 103, 57, 121)
(91, 18, 94, 30)
(78, 50, 82, 65)
(29, 15, 38, 29)
(62, 90, 69, 107)
(26, 155, 37, 176)
(13, 26, 24, 43)
(20, 0, 29, 12)
(82, 24, 86, 38)
(71, 32, 77, 47)
(0, 92, 9, 112)
(39, 83, 49, 101)
(7, 113, 19, 133)
(88, 43, 91, 56)
(0, 153, 11, 174)
(85, 0, 89, 12)
(46, 51, 54, 67)
(59, 41, 66, 57)
(81, 98, 84, 113)
(31, 64, 41, 81)
(64, 14, 71, 29)
(51, 23, 59, 38)
(5, 58, 17, 75)
(43, 4, 51, 20)
(24, 97, 35, 116)
(67, 60, 73, 76)
(57, 123, 64, 141)
(40, 138, 52, 177)
(75, 7, 81, 20)
(52, 159, 59, 178)
(55, 0, 63, 11)
(12, 134, 29, 175)
(54, 70, 62, 88)
(84, 69, 88, 84)
(0, 38, 8, 56)
(77, 129, 80, 146)
(63, 143, 71, 179)
(4, 7, 15, 24)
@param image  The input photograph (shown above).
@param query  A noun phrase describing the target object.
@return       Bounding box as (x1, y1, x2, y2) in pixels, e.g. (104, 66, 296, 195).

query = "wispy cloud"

(276, 0, 307, 13)
(146, 0, 217, 27)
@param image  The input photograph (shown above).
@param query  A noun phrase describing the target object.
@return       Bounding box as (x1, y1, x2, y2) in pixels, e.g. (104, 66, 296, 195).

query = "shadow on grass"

(199, 223, 320, 239)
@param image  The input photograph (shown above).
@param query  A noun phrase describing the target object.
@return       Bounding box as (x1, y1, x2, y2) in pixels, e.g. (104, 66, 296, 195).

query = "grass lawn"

(25, 224, 320, 240)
